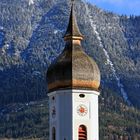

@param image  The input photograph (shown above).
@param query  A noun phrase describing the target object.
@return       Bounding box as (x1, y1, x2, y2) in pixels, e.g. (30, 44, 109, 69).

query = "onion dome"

(47, 1, 100, 92)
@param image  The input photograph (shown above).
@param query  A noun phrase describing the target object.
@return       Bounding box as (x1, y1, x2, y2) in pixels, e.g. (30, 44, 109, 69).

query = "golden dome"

(46, 1, 100, 92)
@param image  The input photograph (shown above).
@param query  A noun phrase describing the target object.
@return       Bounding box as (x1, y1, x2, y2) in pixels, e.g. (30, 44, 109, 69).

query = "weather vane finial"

(64, 0, 84, 41)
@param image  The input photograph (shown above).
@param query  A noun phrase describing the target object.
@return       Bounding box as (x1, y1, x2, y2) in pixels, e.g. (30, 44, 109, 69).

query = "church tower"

(47, 0, 101, 140)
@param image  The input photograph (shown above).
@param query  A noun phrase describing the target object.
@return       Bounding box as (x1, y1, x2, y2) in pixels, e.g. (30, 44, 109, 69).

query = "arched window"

(78, 125, 87, 140)
(52, 127, 56, 140)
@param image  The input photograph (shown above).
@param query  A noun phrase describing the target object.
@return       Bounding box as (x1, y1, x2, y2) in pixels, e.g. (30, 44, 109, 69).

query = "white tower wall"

(48, 89, 100, 140)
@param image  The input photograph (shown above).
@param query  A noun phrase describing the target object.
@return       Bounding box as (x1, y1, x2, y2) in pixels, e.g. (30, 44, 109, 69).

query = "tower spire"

(64, 0, 84, 41)
(47, 1, 100, 140)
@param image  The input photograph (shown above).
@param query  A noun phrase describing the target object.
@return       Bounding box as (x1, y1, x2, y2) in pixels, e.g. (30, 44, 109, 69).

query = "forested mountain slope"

(0, 0, 140, 139)
(0, 0, 140, 107)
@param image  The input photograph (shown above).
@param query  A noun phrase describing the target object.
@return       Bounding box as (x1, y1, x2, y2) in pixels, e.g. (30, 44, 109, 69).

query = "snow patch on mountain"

(28, 0, 34, 5)
(83, 1, 132, 105)
(0, 26, 4, 30)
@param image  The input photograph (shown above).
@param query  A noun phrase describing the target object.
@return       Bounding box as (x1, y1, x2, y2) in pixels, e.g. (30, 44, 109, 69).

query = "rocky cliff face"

(0, 0, 140, 108)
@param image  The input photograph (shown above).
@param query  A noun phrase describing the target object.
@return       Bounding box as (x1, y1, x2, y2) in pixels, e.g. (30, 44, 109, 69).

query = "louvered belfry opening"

(52, 127, 56, 140)
(78, 125, 87, 140)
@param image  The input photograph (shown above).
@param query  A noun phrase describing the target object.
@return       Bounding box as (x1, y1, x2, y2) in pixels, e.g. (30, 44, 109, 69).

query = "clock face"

(77, 104, 88, 116)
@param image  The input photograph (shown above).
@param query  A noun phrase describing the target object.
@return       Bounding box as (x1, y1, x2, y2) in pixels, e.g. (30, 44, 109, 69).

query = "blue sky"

(87, 0, 140, 15)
